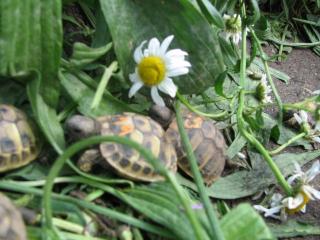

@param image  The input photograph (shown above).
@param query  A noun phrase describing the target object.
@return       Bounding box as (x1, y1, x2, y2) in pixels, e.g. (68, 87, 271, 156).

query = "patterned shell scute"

(0, 193, 27, 240)
(98, 113, 177, 182)
(166, 111, 226, 185)
(0, 105, 38, 172)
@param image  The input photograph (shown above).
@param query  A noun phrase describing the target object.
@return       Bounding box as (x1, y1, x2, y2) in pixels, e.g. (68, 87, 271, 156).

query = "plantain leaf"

(221, 204, 274, 240)
(0, 0, 62, 107)
(99, 0, 225, 95)
(269, 220, 320, 238)
(60, 70, 134, 117)
(69, 42, 112, 68)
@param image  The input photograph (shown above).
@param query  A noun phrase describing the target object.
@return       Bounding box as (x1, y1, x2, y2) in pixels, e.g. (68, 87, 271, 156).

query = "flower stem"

(176, 92, 228, 119)
(175, 101, 225, 240)
(237, 3, 292, 196)
(91, 61, 118, 110)
(269, 132, 307, 156)
(250, 27, 284, 123)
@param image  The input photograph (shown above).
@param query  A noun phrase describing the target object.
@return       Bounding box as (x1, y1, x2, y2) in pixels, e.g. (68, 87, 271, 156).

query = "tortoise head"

(66, 115, 100, 141)
(149, 105, 174, 129)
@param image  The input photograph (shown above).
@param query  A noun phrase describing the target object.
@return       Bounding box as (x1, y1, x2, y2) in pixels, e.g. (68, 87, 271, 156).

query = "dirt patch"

(264, 46, 320, 240)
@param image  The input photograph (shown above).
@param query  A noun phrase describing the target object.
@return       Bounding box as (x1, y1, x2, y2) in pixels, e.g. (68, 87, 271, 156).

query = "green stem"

(177, 92, 228, 119)
(278, 24, 288, 61)
(175, 101, 225, 240)
(268, 38, 320, 47)
(237, 4, 292, 196)
(91, 61, 118, 110)
(250, 27, 284, 123)
(269, 132, 306, 156)
(43, 135, 205, 240)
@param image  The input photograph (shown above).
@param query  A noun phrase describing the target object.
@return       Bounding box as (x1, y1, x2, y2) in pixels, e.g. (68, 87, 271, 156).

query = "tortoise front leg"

(77, 149, 102, 172)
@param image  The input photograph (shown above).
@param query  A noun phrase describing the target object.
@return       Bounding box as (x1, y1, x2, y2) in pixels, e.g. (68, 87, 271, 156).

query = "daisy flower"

(254, 161, 320, 220)
(255, 74, 272, 104)
(128, 35, 191, 106)
(294, 110, 320, 143)
(223, 14, 243, 44)
(287, 161, 320, 202)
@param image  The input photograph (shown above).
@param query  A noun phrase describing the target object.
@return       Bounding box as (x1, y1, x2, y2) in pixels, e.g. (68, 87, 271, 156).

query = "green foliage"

(99, 0, 225, 94)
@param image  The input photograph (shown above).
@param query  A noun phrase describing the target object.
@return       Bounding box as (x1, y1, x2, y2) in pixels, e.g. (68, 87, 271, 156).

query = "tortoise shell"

(0, 193, 27, 240)
(97, 113, 177, 182)
(166, 110, 226, 185)
(0, 104, 39, 173)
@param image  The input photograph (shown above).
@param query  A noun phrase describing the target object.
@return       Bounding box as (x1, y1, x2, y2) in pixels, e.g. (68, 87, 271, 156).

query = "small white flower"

(256, 74, 272, 104)
(223, 14, 243, 44)
(255, 161, 320, 220)
(294, 110, 320, 143)
(293, 110, 309, 125)
(288, 161, 320, 201)
(128, 35, 191, 106)
(254, 193, 283, 220)
(312, 89, 320, 95)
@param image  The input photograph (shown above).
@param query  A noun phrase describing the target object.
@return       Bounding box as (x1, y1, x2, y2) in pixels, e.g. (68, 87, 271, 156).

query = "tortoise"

(151, 105, 226, 185)
(67, 107, 226, 185)
(0, 104, 39, 173)
(66, 112, 177, 182)
(0, 193, 27, 240)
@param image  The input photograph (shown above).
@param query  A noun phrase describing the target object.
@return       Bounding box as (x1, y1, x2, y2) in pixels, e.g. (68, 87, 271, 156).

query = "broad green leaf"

(221, 204, 273, 240)
(263, 114, 312, 149)
(69, 42, 112, 68)
(115, 183, 210, 240)
(269, 220, 320, 238)
(60, 70, 134, 117)
(214, 70, 228, 98)
(0, 0, 62, 107)
(100, 0, 225, 94)
(195, 0, 224, 28)
(27, 78, 65, 153)
(180, 150, 320, 199)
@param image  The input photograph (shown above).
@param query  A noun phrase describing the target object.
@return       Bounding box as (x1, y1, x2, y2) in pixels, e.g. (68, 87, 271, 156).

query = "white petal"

(223, 14, 231, 20)
(287, 174, 300, 185)
(303, 185, 320, 200)
(165, 49, 188, 59)
(270, 193, 284, 206)
(254, 205, 282, 219)
(285, 194, 304, 209)
(312, 89, 320, 95)
(160, 35, 174, 55)
(151, 87, 165, 106)
(312, 136, 320, 143)
(134, 40, 147, 63)
(315, 122, 320, 131)
(294, 113, 303, 124)
(166, 60, 191, 71)
(129, 70, 140, 83)
(306, 161, 320, 182)
(300, 110, 309, 123)
(158, 78, 177, 98)
(294, 161, 302, 174)
(167, 67, 189, 77)
(148, 38, 160, 56)
(128, 81, 143, 98)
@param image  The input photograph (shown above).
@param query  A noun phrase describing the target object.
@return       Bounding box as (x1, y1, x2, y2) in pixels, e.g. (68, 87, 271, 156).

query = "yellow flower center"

(285, 191, 310, 215)
(138, 56, 166, 86)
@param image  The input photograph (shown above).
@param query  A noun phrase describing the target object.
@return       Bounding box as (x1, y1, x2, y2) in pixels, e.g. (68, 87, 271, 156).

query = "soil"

(264, 46, 320, 240)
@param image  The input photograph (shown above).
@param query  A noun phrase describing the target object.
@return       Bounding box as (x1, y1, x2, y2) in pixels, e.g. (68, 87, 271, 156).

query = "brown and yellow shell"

(0, 193, 27, 240)
(166, 111, 226, 185)
(0, 104, 39, 172)
(98, 113, 177, 182)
